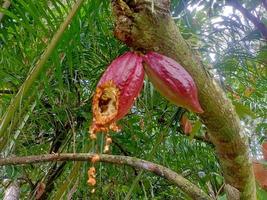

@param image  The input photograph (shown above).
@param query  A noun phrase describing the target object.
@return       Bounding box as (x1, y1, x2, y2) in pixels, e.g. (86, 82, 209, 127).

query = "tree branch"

(0, 153, 212, 200)
(228, 0, 267, 40)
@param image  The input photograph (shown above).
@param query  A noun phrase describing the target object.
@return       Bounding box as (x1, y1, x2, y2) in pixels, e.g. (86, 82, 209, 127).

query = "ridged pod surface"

(90, 52, 144, 137)
(143, 52, 203, 113)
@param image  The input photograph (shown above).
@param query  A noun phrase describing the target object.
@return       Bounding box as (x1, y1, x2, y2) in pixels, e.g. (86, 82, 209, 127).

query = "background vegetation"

(0, 0, 266, 199)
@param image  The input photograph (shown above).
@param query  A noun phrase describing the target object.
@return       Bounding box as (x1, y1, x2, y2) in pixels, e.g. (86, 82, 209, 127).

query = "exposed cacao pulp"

(89, 52, 145, 137)
(90, 51, 204, 138)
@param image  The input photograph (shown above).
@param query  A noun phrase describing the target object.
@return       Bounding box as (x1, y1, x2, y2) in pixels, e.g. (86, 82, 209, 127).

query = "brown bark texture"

(111, 0, 256, 199)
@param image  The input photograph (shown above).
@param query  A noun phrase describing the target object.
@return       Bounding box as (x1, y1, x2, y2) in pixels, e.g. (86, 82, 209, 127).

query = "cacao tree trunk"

(111, 0, 256, 199)
(4, 181, 20, 200)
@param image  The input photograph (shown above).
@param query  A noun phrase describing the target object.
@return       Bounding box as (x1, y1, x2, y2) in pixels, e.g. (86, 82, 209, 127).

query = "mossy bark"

(111, 0, 256, 199)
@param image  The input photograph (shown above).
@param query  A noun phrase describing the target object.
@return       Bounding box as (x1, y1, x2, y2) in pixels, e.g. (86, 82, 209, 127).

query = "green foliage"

(257, 184, 267, 200)
(0, 0, 266, 199)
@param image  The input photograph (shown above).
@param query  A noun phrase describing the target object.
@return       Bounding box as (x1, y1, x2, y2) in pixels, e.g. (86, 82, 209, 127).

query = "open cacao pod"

(89, 52, 144, 137)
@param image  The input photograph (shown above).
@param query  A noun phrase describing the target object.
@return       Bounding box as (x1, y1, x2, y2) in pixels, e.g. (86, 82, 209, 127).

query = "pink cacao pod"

(143, 52, 203, 113)
(90, 52, 144, 137)
(253, 161, 267, 190)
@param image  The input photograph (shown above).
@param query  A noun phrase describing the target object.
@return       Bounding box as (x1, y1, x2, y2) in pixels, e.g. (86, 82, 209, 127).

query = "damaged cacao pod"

(143, 52, 203, 113)
(89, 52, 144, 137)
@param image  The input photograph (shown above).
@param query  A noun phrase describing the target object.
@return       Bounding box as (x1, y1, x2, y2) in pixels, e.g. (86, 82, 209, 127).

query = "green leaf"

(233, 101, 256, 119)
(218, 194, 227, 200)
(257, 184, 267, 200)
(189, 120, 202, 141)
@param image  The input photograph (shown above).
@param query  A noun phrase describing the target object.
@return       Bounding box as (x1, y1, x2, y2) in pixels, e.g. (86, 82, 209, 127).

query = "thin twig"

(0, 90, 14, 94)
(228, 0, 267, 40)
(0, 153, 212, 200)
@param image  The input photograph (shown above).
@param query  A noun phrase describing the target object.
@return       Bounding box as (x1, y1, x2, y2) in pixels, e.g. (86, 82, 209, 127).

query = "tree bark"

(111, 0, 256, 199)
(3, 181, 20, 200)
(0, 153, 212, 200)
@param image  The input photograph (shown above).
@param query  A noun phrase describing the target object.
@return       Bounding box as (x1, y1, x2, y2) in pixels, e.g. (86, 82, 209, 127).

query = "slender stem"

(0, 90, 14, 94)
(0, 0, 85, 150)
(0, 153, 212, 200)
(125, 121, 170, 200)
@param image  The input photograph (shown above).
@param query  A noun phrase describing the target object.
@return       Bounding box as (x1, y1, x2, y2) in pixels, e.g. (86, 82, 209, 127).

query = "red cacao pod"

(90, 52, 144, 136)
(143, 52, 203, 113)
(262, 141, 267, 160)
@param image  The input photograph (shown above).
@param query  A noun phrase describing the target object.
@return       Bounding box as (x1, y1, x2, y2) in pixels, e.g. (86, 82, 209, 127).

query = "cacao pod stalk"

(143, 52, 203, 113)
(89, 52, 144, 137)
(180, 114, 193, 134)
